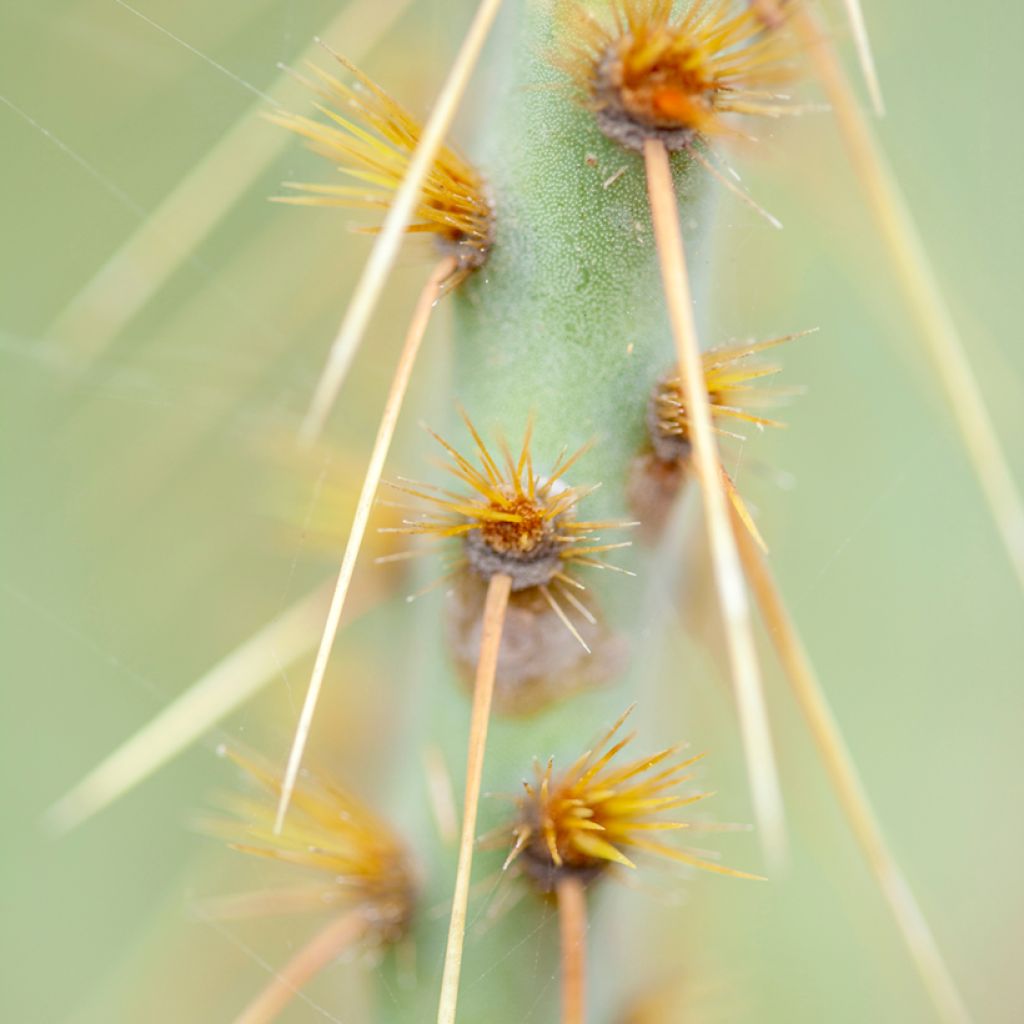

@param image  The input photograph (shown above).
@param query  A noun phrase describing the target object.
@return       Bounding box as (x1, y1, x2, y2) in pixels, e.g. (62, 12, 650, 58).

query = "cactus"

(17, 2, 1020, 1023)
(204, 3, 975, 1021)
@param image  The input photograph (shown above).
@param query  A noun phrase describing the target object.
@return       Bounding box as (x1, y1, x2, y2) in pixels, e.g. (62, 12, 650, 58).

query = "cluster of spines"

(382, 414, 635, 611)
(500, 707, 761, 891)
(567, 0, 798, 152)
(267, 48, 493, 284)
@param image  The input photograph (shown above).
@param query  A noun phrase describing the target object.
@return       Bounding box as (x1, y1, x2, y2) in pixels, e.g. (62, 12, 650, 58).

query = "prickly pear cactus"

(23, 3, 999, 1024)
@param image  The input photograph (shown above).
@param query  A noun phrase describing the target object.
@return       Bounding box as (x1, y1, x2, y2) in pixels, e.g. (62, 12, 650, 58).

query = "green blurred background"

(1, 1, 1022, 1021)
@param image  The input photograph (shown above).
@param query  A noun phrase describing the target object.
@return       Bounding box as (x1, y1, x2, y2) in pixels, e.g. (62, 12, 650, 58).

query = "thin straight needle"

(275, 257, 456, 833)
(45, 583, 330, 835)
(731, 509, 975, 1024)
(557, 876, 587, 1024)
(234, 910, 367, 1024)
(436, 572, 512, 1024)
(840, 0, 885, 116)
(48, 0, 414, 366)
(298, 0, 505, 444)
(643, 137, 786, 867)
(794, 9, 1024, 595)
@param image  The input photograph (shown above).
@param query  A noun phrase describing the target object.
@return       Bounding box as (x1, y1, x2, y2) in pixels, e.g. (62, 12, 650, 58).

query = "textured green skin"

(453, 2, 708, 520)
(377, 4, 711, 1021)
